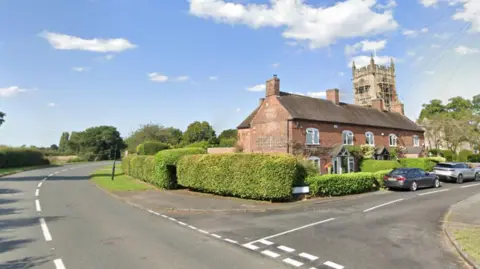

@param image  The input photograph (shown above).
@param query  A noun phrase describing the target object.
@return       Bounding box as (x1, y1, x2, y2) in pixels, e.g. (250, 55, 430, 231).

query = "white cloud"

(431, 44, 441, 48)
(246, 84, 266, 92)
(236, 108, 241, 112)
(420, 0, 438, 7)
(338, 72, 345, 76)
(272, 63, 280, 68)
(40, 31, 136, 53)
(286, 41, 298, 46)
(434, 32, 452, 40)
(455, 45, 479, 55)
(406, 50, 416, 56)
(72, 67, 89, 72)
(421, 27, 429, 33)
(424, 70, 435, 75)
(189, 0, 398, 49)
(104, 54, 115, 60)
(452, 0, 480, 32)
(47, 102, 57, 107)
(345, 39, 387, 56)
(288, 91, 305, 96)
(307, 91, 327, 98)
(209, 76, 218, 80)
(376, 0, 397, 9)
(175, 76, 190, 82)
(148, 72, 169, 82)
(349, 55, 393, 67)
(0, 86, 28, 97)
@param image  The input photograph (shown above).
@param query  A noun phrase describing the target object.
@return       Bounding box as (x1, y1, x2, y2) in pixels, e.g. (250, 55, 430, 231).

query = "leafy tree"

(76, 126, 126, 161)
(125, 124, 183, 153)
(58, 132, 70, 152)
(446, 96, 473, 115)
(0, 111, 5, 126)
(473, 94, 480, 115)
(50, 144, 59, 151)
(218, 129, 238, 147)
(182, 121, 216, 144)
(67, 131, 82, 154)
(418, 99, 446, 120)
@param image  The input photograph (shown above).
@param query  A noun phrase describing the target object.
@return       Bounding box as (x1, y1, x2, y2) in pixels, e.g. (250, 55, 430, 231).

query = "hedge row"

(468, 154, 480, 162)
(398, 158, 437, 172)
(136, 141, 170, 155)
(306, 172, 377, 197)
(360, 160, 400, 172)
(361, 158, 442, 173)
(177, 153, 298, 200)
(122, 148, 206, 189)
(0, 147, 49, 168)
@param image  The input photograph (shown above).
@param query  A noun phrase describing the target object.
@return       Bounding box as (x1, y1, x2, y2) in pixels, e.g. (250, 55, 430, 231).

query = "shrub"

(306, 172, 377, 197)
(177, 153, 298, 200)
(399, 158, 437, 172)
(390, 148, 398, 159)
(360, 145, 375, 159)
(345, 145, 363, 159)
(360, 159, 401, 172)
(184, 141, 210, 149)
(458, 149, 473, 162)
(137, 141, 170, 155)
(372, 169, 393, 188)
(0, 147, 49, 168)
(428, 148, 442, 157)
(295, 159, 319, 186)
(441, 150, 456, 161)
(219, 137, 236, 147)
(427, 156, 446, 163)
(468, 154, 480, 162)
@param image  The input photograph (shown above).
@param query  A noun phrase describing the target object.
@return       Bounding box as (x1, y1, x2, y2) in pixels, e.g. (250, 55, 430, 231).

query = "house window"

(308, 156, 321, 171)
(389, 134, 397, 147)
(365, 132, 375, 146)
(306, 128, 320, 145)
(413, 135, 420, 147)
(342, 130, 354, 145)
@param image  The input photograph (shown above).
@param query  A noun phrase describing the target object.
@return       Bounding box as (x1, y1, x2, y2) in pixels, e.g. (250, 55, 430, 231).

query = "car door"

(409, 169, 423, 187)
(461, 163, 474, 179)
(416, 169, 431, 187)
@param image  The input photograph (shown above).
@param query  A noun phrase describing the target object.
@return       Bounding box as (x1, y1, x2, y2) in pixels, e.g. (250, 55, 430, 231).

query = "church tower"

(352, 55, 404, 114)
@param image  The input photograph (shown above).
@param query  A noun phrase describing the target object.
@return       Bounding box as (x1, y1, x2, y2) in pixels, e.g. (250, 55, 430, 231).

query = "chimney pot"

(326, 88, 340, 105)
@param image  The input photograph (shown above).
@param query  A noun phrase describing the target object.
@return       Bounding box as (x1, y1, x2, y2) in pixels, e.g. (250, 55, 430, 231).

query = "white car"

(433, 162, 480, 184)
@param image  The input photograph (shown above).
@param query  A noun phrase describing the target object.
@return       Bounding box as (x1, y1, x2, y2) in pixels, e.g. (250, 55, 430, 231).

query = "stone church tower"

(352, 55, 404, 115)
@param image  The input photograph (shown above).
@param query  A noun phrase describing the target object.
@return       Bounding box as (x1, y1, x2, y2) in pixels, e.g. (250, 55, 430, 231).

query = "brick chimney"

(371, 99, 385, 111)
(326, 89, 340, 105)
(266, 75, 280, 97)
(391, 102, 405, 115)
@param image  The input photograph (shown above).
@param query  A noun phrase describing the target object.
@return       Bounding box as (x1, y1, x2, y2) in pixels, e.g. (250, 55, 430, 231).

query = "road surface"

(1, 163, 479, 269)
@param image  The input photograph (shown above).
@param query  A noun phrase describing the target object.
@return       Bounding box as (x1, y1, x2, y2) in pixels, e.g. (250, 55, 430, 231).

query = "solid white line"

(243, 243, 259, 250)
(147, 209, 156, 214)
(178, 221, 187, 226)
(278, 245, 295, 252)
(283, 258, 303, 267)
(37, 182, 43, 188)
(168, 217, 176, 221)
(460, 183, 480, 188)
(199, 229, 209, 234)
(259, 239, 274, 245)
(247, 218, 335, 244)
(35, 189, 39, 197)
(161, 214, 168, 218)
(324, 261, 344, 269)
(363, 199, 404, 213)
(418, 189, 449, 196)
(35, 200, 41, 212)
(39, 218, 52, 241)
(299, 252, 318, 261)
(225, 238, 238, 244)
(188, 225, 197, 230)
(53, 259, 66, 269)
(211, 234, 222, 239)
(261, 250, 280, 258)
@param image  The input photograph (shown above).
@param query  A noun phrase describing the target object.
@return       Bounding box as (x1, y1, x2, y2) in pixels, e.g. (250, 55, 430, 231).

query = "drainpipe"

(286, 120, 290, 154)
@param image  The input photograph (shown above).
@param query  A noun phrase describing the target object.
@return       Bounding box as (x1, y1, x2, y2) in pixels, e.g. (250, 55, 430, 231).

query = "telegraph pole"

(111, 143, 118, 181)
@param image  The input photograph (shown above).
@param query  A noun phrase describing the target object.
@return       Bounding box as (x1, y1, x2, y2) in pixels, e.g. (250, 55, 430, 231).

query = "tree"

(125, 124, 183, 153)
(58, 132, 70, 152)
(418, 99, 446, 120)
(442, 115, 470, 153)
(218, 129, 238, 147)
(0, 111, 5, 126)
(50, 144, 59, 151)
(473, 94, 480, 115)
(182, 121, 216, 144)
(446, 96, 473, 115)
(418, 116, 444, 150)
(76, 126, 126, 161)
(67, 131, 83, 154)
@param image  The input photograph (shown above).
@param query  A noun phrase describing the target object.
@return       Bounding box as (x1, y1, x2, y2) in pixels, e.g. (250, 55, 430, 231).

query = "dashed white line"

(211, 234, 222, 239)
(37, 182, 43, 188)
(178, 221, 187, 226)
(198, 229, 209, 234)
(35, 189, 39, 197)
(49, 173, 54, 177)
(324, 261, 344, 269)
(283, 258, 303, 267)
(35, 200, 41, 212)
(161, 214, 168, 218)
(188, 225, 197, 230)
(42, 178, 47, 182)
(53, 259, 66, 269)
(418, 189, 449, 196)
(299, 252, 318, 261)
(261, 250, 281, 258)
(259, 239, 274, 245)
(243, 243, 259, 250)
(168, 217, 176, 221)
(277, 245, 295, 252)
(460, 183, 480, 188)
(363, 199, 404, 212)
(53, 171, 59, 175)
(39, 218, 52, 241)
(224, 238, 238, 244)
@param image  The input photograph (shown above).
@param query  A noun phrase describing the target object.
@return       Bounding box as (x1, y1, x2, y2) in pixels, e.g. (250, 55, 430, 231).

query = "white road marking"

(418, 189, 449, 196)
(188, 225, 197, 230)
(246, 218, 335, 244)
(178, 221, 187, 226)
(53, 171, 59, 175)
(261, 250, 280, 258)
(161, 214, 168, 218)
(277, 245, 295, 252)
(42, 178, 47, 182)
(299, 252, 318, 261)
(225, 238, 238, 244)
(211, 234, 222, 239)
(147, 209, 156, 214)
(243, 243, 259, 250)
(35, 189, 39, 197)
(39, 218, 52, 241)
(363, 199, 404, 213)
(53, 259, 66, 269)
(49, 174, 54, 177)
(35, 200, 41, 212)
(324, 261, 344, 269)
(460, 183, 480, 188)
(62, 169, 68, 172)
(283, 258, 303, 267)
(37, 182, 43, 188)
(259, 239, 274, 245)
(168, 217, 176, 221)
(199, 229, 209, 234)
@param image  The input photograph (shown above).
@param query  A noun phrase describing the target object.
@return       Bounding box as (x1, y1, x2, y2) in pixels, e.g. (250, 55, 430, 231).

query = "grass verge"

(453, 227, 480, 264)
(0, 165, 53, 177)
(90, 165, 154, 192)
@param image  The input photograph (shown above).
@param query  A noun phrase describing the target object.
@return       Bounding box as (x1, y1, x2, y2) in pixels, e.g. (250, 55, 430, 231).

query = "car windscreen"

(390, 169, 409, 176)
(435, 163, 454, 168)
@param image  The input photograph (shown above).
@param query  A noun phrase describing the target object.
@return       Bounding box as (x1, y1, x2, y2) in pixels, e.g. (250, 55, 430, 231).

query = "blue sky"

(1, 0, 479, 147)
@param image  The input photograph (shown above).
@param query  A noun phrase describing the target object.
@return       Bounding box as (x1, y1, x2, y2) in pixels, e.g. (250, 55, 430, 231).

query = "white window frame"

(365, 132, 375, 146)
(308, 156, 321, 171)
(413, 135, 419, 147)
(306, 128, 320, 145)
(389, 134, 397, 147)
(342, 130, 354, 145)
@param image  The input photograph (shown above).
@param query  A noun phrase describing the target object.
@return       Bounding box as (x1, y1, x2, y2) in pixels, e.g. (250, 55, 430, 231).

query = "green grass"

(453, 227, 480, 264)
(0, 165, 53, 177)
(90, 166, 154, 192)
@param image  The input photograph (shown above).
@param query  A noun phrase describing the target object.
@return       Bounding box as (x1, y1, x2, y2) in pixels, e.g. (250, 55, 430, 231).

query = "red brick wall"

(237, 129, 251, 152)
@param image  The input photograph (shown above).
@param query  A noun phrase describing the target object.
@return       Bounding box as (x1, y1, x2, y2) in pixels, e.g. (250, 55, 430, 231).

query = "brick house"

(237, 75, 425, 174)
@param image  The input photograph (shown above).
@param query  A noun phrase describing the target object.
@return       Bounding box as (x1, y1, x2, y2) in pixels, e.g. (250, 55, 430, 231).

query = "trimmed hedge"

(136, 141, 170, 155)
(458, 149, 473, 162)
(360, 160, 401, 172)
(468, 154, 480, 162)
(399, 158, 437, 172)
(0, 147, 49, 168)
(306, 172, 377, 197)
(373, 169, 393, 188)
(441, 150, 456, 161)
(177, 153, 298, 200)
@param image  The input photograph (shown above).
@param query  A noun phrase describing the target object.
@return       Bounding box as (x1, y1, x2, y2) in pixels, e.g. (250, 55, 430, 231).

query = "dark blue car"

(383, 168, 441, 191)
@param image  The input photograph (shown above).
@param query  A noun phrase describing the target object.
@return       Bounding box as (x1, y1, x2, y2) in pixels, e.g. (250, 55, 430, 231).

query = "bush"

(399, 158, 437, 172)
(360, 144, 375, 159)
(177, 153, 298, 200)
(428, 148, 442, 156)
(295, 159, 319, 187)
(306, 172, 377, 197)
(137, 141, 170, 155)
(441, 150, 456, 161)
(468, 154, 480, 162)
(0, 147, 49, 168)
(372, 169, 393, 189)
(458, 149, 473, 162)
(360, 159, 401, 172)
(184, 141, 210, 149)
(390, 148, 398, 159)
(427, 156, 446, 163)
(219, 138, 236, 147)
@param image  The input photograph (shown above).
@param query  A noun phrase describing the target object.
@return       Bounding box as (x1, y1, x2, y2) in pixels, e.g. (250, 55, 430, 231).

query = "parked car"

(384, 168, 440, 191)
(433, 162, 480, 184)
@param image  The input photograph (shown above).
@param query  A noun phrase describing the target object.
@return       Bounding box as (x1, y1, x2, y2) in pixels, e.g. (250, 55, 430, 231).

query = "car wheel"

(410, 181, 418, 192)
(457, 174, 464, 184)
(475, 173, 480, 182)
(434, 177, 441, 188)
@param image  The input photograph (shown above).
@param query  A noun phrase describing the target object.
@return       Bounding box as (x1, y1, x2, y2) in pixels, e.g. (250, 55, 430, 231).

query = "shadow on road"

(0, 207, 21, 216)
(0, 175, 91, 182)
(0, 189, 22, 195)
(0, 237, 35, 255)
(0, 216, 65, 230)
(1, 255, 52, 269)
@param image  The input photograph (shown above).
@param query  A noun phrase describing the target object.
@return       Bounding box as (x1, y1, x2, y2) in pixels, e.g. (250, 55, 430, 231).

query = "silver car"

(433, 162, 480, 183)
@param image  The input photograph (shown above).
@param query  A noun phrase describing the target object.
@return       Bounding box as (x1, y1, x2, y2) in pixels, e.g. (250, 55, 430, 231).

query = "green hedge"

(399, 158, 437, 172)
(0, 147, 49, 168)
(306, 172, 377, 197)
(458, 149, 473, 162)
(441, 150, 456, 161)
(468, 154, 480, 162)
(177, 153, 298, 200)
(373, 169, 393, 188)
(136, 141, 170, 155)
(360, 160, 401, 172)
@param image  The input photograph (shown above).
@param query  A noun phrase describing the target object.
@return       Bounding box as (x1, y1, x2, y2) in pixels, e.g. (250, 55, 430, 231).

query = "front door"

(333, 156, 355, 174)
